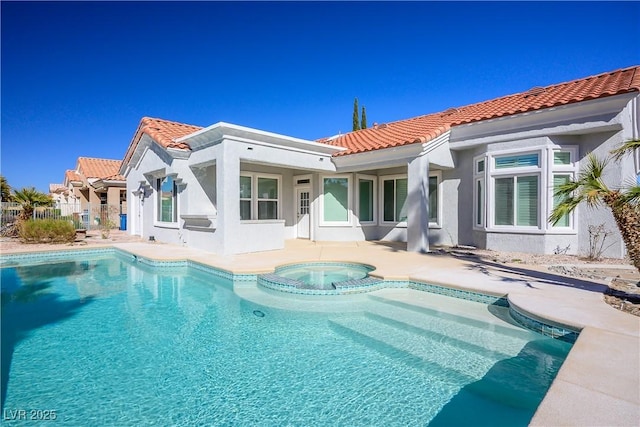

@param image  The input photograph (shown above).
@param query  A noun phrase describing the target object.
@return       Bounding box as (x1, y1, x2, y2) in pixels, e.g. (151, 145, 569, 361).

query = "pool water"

(275, 262, 374, 289)
(1, 254, 572, 426)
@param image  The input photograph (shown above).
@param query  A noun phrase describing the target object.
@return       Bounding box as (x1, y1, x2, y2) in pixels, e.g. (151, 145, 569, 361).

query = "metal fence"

(1, 202, 126, 231)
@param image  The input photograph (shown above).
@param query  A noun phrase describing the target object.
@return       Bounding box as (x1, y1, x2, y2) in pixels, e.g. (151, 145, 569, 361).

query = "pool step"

(365, 298, 532, 357)
(328, 317, 476, 388)
(328, 314, 504, 383)
(363, 312, 515, 360)
(369, 292, 533, 333)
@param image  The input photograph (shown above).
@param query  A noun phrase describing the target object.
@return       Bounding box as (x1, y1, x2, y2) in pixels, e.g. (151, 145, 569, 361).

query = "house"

(51, 158, 127, 229)
(119, 66, 640, 257)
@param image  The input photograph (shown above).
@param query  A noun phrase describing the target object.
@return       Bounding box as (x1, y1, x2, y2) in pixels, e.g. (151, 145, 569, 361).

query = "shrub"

(19, 219, 76, 243)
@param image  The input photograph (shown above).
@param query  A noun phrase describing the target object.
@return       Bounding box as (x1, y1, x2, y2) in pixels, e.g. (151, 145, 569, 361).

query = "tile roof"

(77, 157, 125, 181)
(323, 65, 640, 156)
(64, 169, 82, 184)
(122, 117, 203, 166)
(49, 183, 66, 193)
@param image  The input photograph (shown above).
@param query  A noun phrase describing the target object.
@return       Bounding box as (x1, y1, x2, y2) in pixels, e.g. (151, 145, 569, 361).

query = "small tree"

(550, 141, 640, 273)
(361, 106, 367, 129)
(12, 187, 53, 221)
(352, 98, 360, 131)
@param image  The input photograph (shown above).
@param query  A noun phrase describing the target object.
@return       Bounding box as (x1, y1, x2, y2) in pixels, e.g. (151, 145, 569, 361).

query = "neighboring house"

(120, 66, 640, 257)
(48, 183, 78, 216)
(55, 158, 127, 228)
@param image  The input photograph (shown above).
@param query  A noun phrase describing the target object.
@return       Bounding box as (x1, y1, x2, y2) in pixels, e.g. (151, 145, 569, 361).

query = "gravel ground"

(440, 246, 639, 317)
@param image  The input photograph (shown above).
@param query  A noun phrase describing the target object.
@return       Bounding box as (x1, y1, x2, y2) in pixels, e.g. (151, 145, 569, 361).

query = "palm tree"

(550, 141, 640, 273)
(0, 175, 11, 202)
(12, 187, 53, 221)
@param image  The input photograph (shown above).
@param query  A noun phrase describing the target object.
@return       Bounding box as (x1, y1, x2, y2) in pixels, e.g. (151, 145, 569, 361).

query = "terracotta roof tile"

(324, 65, 640, 156)
(64, 169, 82, 184)
(49, 183, 66, 193)
(77, 157, 125, 181)
(122, 117, 203, 166)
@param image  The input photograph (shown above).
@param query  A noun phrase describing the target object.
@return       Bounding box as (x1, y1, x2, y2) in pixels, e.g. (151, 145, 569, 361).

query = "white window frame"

(355, 174, 377, 226)
(379, 174, 409, 226)
(320, 174, 352, 226)
(428, 171, 442, 228)
(154, 174, 179, 228)
(480, 145, 579, 234)
(239, 172, 282, 221)
(473, 156, 487, 229)
(378, 172, 442, 227)
(488, 149, 543, 232)
(547, 146, 579, 232)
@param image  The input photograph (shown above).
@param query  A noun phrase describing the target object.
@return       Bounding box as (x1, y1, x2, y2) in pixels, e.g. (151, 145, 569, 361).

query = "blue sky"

(2, 1, 639, 193)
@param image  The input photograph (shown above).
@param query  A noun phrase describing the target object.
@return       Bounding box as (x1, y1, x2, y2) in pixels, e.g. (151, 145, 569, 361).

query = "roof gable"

(324, 65, 640, 156)
(77, 157, 125, 181)
(121, 117, 203, 167)
(64, 169, 83, 185)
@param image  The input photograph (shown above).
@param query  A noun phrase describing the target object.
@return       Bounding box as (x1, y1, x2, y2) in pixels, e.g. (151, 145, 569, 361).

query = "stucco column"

(216, 141, 240, 255)
(407, 154, 430, 253)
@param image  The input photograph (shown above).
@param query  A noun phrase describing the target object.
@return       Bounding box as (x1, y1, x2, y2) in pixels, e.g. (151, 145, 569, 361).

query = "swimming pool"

(1, 250, 572, 426)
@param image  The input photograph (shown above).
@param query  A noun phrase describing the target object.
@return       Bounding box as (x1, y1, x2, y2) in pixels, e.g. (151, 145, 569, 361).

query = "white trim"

(428, 171, 443, 228)
(490, 173, 542, 230)
(239, 172, 282, 221)
(332, 144, 424, 171)
(379, 174, 408, 227)
(154, 174, 179, 228)
(176, 121, 346, 155)
(479, 144, 579, 234)
(473, 155, 487, 230)
(547, 145, 579, 232)
(355, 174, 377, 226)
(319, 174, 352, 226)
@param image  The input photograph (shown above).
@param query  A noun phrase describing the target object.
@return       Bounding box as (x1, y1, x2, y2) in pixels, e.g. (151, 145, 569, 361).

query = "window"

(428, 176, 438, 223)
(553, 151, 571, 165)
(240, 176, 252, 220)
(322, 176, 350, 223)
(494, 176, 539, 227)
(474, 157, 486, 228)
(257, 177, 278, 220)
(549, 148, 577, 228)
(240, 174, 280, 220)
(357, 176, 376, 224)
(478, 147, 578, 232)
(475, 179, 484, 226)
(552, 175, 571, 227)
(380, 174, 439, 225)
(495, 153, 539, 169)
(157, 176, 177, 223)
(382, 177, 408, 223)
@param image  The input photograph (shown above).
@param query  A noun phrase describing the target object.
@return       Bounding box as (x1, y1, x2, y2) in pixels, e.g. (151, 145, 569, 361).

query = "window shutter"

(495, 154, 539, 169)
(516, 176, 538, 226)
(383, 180, 395, 221)
(494, 178, 514, 225)
(358, 179, 373, 222)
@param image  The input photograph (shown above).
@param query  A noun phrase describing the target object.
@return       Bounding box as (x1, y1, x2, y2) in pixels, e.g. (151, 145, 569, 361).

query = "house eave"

(449, 92, 636, 149)
(177, 122, 346, 155)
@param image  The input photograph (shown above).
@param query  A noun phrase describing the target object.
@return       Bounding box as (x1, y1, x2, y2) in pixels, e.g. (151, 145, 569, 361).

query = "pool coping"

(1, 241, 638, 426)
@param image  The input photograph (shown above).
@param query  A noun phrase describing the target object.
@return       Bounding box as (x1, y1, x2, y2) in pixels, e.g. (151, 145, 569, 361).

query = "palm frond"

(622, 185, 640, 206)
(610, 139, 640, 161)
(549, 196, 581, 225)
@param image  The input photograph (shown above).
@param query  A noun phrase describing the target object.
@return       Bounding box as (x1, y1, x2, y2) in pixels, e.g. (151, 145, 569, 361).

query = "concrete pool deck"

(2, 237, 638, 426)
